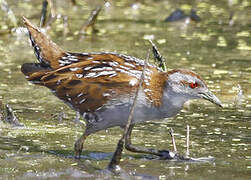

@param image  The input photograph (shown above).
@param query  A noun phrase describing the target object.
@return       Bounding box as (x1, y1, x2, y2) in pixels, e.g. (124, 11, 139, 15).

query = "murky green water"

(0, 0, 250, 179)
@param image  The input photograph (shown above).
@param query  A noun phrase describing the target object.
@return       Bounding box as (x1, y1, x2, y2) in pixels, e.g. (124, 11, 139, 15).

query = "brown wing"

(22, 17, 167, 112)
(40, 53, 141, 113)
(37, 53, 167, 113)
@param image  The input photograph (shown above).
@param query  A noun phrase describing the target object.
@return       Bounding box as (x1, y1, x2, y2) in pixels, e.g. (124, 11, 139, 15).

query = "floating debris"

(4, 104, 23, 127)
(165, 9, 200, 23)
(104, 0, 111, 8)
(213, 69, 229, 75)
(165, 9, 186, 22)
(57, 111, 67, 122)
(234, 84, 244, 106)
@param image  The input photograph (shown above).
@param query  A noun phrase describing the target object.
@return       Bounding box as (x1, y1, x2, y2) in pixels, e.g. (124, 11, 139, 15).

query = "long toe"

(158, 150, 177, 160)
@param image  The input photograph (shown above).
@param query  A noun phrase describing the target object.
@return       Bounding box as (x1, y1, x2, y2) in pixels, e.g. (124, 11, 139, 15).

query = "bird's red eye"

(189, 82, 198, 89)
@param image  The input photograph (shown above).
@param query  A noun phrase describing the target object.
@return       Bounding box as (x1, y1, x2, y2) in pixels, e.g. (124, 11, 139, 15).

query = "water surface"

(0, 0, 250, 179)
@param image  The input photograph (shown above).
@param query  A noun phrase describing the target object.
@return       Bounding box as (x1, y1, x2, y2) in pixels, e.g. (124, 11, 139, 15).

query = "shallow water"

(0, 0, 250, 179)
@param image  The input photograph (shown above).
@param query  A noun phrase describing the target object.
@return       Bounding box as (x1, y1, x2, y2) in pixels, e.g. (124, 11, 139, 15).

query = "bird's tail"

(21, 17, 65, 84)
(21, 63, 52, 85)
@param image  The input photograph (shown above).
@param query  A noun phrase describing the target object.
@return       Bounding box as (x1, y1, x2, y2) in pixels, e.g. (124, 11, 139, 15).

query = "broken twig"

(0, 101, 4, 122)
(149, 40, 166, 71)
(40, 0, 48, 27)
(186, 125, 190, 157)
(47, 0, 56, 18)
(169, 128, 177, 152)
(80, 6, 102, 34)
(5, 104, 23, 127)
(234, 84, 243, 107)
(63, 16, 70, 36)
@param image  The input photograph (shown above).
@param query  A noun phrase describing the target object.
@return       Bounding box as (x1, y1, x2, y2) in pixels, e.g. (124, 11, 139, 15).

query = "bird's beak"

(199, 91, 223, 108)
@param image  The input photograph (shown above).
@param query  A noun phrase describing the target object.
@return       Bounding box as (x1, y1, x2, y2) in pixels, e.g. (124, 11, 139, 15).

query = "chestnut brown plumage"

(21, 17, 222, 158)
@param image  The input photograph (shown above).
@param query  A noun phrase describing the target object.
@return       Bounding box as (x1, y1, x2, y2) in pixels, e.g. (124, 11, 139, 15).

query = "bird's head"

(166, 69, 222, 107)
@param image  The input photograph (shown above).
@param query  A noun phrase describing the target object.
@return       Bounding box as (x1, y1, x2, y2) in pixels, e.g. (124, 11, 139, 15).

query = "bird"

(21, 17, 222, 159)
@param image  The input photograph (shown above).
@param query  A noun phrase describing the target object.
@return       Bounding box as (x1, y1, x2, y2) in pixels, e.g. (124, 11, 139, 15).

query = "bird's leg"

(108, 50, 150, 170)
(124, 124, 160, 156)
(73, 111, 82, 124)
(124, 124, 182, 159)
(74, 130, 89, 159)
(107, 138, 124, 171)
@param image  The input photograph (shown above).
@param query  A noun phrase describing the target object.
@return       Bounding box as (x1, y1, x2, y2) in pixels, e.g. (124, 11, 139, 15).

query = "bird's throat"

(164, 87, 188, 109)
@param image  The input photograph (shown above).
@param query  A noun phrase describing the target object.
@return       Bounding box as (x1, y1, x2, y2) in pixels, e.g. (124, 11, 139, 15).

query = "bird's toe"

(158, 150, 177, 160)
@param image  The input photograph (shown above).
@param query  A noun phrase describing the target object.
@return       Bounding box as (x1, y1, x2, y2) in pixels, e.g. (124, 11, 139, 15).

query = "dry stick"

(107, 49, 150, 171)
(186, 125, 190, 157)
(63, 16, 70, 36)
(5, 104, 23, 127)
(148, 40, 167, 72)
(40, 0, 48, 27)
(0, 101, 4, 122)
(71, 0, 76, 6)
(169, 128, 177, 152)
(80, 6, 102, 34)
(43, 0, 57, 29)
(47, 0, 56, 18)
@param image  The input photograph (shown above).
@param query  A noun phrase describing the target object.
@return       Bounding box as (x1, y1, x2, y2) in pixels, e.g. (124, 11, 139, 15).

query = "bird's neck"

(163, 85, 189, 109)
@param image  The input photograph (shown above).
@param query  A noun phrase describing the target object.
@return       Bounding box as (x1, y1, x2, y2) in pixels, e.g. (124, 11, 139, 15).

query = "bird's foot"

(158, 150, 187, 160)
(74, 139, 83, 159)
(157, 150, 176, 159)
